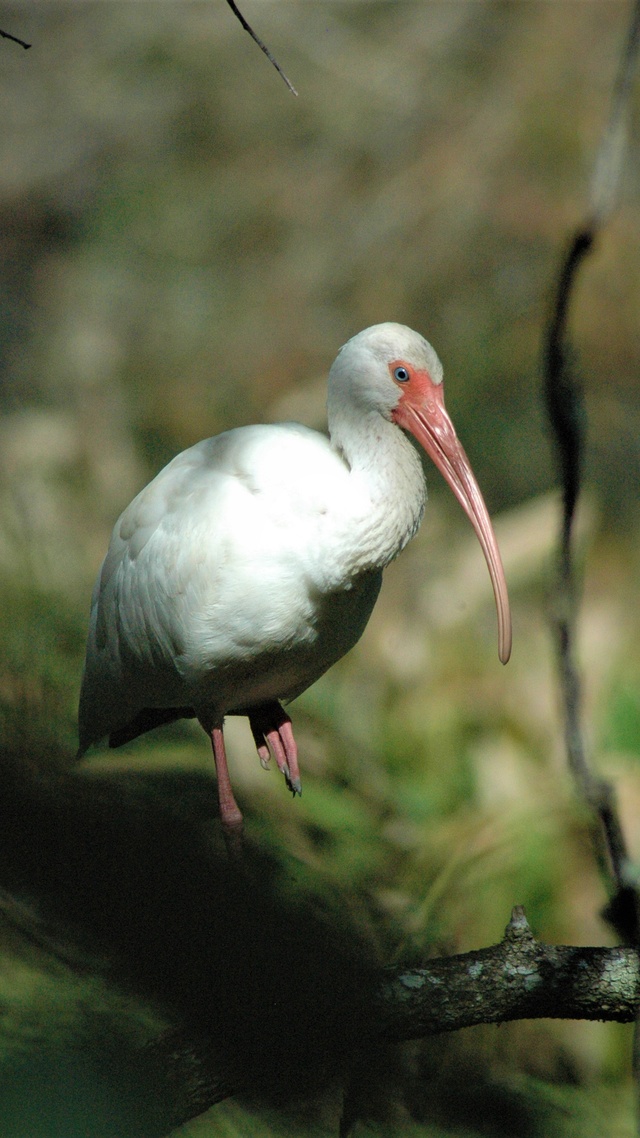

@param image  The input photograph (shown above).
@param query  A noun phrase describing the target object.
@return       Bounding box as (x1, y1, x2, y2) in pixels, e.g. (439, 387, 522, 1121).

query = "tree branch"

(138, 906, 640, 1134)
(379, 906, 639, 1041)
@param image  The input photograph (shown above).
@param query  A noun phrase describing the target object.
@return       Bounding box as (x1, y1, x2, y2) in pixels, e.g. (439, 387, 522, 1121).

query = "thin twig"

(0, 27, 30, 49)
(224, 0, 297, 96)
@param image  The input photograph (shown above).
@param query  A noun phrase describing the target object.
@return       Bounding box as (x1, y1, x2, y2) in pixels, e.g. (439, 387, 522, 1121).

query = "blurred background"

(1, 2, 640, 1135)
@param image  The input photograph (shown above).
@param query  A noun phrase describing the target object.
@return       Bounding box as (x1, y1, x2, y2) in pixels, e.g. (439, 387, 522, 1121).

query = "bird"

(78, 323, 511, 834)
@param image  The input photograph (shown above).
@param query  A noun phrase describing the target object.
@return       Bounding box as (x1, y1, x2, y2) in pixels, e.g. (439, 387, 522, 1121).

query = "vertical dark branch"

(544, 7, 640, 1129)
(544, 230, 591, 560)
(542, 0, 640, 928)
(543, 229, 593, 808)
(542, 226, 626, 874)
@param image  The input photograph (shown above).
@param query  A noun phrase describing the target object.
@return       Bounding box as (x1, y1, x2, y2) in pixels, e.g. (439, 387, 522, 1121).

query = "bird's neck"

(329, 408, 427, 577)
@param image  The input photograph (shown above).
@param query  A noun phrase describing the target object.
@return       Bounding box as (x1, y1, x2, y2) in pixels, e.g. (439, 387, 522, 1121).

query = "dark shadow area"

(0, 753, 603, 1137)
(0, 751, 382, 1134)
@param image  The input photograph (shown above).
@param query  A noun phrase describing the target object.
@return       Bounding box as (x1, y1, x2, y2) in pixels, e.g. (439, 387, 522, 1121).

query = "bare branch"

(543, 0, 640, 943)
(224, 0, 297, 96)
(0, 27, 30, 49)
(542, 9, 640, 1126)
(379, 907, 640, 1041)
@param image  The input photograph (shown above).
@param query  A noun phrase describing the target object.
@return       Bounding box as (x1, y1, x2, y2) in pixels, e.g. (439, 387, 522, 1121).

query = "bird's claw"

(287, 775, 302, 798)
(278, 760, 301, 796)
(249, 704, 301, 799)
(257, 742, 271, 771)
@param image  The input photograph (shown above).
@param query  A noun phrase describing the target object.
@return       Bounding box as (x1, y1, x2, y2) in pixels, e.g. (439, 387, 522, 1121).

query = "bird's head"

(328, 323, 512, 664)
(328, 323, 443, 419)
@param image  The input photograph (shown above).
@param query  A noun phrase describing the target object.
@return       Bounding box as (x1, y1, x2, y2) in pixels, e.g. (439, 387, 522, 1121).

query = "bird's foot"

(249, 703, 301, 797)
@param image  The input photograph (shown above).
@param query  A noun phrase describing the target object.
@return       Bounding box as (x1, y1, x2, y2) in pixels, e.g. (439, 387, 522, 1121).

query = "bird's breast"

(185, 566, 383, 714)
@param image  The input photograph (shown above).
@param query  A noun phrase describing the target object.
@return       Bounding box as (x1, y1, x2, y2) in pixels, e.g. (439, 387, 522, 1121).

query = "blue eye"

(394, 366, 410, 382)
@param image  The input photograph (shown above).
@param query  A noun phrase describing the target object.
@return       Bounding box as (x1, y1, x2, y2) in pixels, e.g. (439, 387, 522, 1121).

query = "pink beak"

(394, 377, 512, 664)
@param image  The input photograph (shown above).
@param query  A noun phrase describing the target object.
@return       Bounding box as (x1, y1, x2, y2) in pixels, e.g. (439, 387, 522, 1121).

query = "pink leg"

(210, 725, 244, 833)
(249, 703, 301, 797)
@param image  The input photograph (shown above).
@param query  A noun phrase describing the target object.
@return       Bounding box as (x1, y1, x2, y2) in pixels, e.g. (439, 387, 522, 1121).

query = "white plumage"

(79, 323, 511, 832)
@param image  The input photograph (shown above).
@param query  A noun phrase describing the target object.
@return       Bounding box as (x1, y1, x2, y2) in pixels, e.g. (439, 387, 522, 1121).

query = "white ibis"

(78, 323, 511, 833)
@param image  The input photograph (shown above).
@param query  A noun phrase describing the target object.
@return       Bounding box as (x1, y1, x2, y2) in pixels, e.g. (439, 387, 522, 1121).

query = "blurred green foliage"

(1, 2, 640, 1135)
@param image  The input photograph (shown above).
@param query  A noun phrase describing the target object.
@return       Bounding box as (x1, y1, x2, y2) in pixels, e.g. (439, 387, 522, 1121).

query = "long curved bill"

(395, 380, 512, 664)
